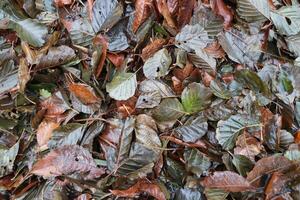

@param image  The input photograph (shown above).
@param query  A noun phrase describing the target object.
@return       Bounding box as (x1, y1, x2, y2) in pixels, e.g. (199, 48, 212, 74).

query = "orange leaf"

(133, 0, 154, 33)
(210, 0, 233, 30)
(116, 96, 137, 118)
(204, 41, 225, 58)
(107, 53, 125, 69)
(68, 83, 100, 104)
(202, 171, 255, 192)
(294, 130, 300, 144)
(141, 38, 167, 61)
(94, 35, 108, 78)
(36, 119, 60, 148)
(156, 0, 176, 29)
(54, 0, 73, 7)
(111, 180, 166, 200)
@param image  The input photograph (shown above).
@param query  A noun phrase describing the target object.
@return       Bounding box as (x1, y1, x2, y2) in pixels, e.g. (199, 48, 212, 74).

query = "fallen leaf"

(204, 41, 225, 58)
(54, 0, 73, 7)
(210, 0, 233, 30)
(107, 53, 125, 69)
(31, 145, 105, 179)
(36, 119, 60, 148)
(116, 96, 137, 118)
(68, 83, 100, 105)
(247, 156, 295, 187)
(156, 0, 177, 29)
(94, 35, 108, 78)
(141, 38, 167, 61)
(201, 171, 255, 192)
(133, 0, 154, 33)
(111, 179, 166, 200)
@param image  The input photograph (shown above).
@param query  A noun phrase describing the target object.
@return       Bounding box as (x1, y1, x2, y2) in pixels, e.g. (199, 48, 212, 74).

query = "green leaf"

(210, 80, 231, 99)
(232, 154, 254, 177)
(143, 49, 172, 79)
(175, 116, 208, 143)
(181, 83, 212, 114)
(39, 89, 51, 98)
(184, 148, 211, 177)
(152, 98, 185, 122)
(106, 72, 137, 100)
(0, 141, 19, 178)
(216, 115, 260, 150)
(271, 6, 300, 36)
(175, 24, 212, 52)
(235, 69, 270, 96)
(9, 19, 47, 47)
(48, 123, 84, 149)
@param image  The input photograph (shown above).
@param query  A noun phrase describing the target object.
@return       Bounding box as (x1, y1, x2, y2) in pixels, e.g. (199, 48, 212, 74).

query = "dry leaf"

(54, 0, 73, 7)
(111, 179, 166, 200)
(247, 156, 295, 187)
(201, 171, 255, 192)
(18, 58, 30, 93)
(210, 0, 233, 30)
(36, 119, 60, 148)
(116, 96, 137, 118)
(94, 35, 108, 78)
(204, 41, 225, 58)
(176, 0, 195, 28)
(107, 53, 125, 69)
(156, 0, 176, 29)
(133, 0, 154, 33)
(31, 145, 105, 179)
(141, 38, 167, 61)
(68, 83, 100, 104)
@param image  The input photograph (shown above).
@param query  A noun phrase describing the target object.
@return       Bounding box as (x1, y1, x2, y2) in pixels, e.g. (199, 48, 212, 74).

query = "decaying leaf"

(201, 171, 255, 192)
(31, 145, 105, 179)
(68, 82, 100, 105)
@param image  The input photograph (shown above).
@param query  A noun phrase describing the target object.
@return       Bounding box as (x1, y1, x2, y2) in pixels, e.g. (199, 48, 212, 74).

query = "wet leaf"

(143, 48, 172, 79)
(175, 188, 204, 200)
(216, 114, 260, 150)
(31, 145, 105, 179)
(232, 154, 254, 177)
(201, 171, 255, 192)
(152, 98, 184, 122)
(68, 82, 100, 105)
(181, 83, 212, 114)
(0, 141, 19, 178)
(184, 148, 211, 177)
(136, 91, 161, 109)
(106, 72, 137, 101)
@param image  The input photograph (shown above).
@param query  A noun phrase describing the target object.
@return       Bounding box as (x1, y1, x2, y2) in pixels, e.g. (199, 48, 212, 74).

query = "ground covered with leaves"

(1, 0, 300, 199)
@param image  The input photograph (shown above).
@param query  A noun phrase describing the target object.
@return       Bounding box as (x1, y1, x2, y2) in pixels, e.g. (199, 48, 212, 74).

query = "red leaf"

(210, 0, 233, 30)
(111, 179, 166, 200)
(201, 171, 255, 192)
(68, 83, 100, 104)
(31, 145, 105, 179)
(133, 0, 154, 33)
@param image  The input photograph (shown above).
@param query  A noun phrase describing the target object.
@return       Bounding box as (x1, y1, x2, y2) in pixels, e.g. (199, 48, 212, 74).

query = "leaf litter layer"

(1, 0, 300, 199)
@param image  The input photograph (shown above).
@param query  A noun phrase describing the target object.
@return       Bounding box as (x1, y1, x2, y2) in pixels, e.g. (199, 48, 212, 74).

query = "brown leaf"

(202, 71, 215, 87)
(234, 131, 263, 162)
(204, 41, 225, 58)
(31, 145, 105, 179)
(156, 0, 176, 29)
(176, 0, 195, 28)
(172, 76, 183, 94)
(54, 0, 73, 7)
(133, 0, 154, 33)
(40, 93, 69, 117)
(167, 0, 178, 14)
(141, 38, 167, 61)
(107, 53, 125, 69)
(172, 61, 194, 81)
(68, 83, 100, 104)
(111, 179, 166, 200)
(265, 172, 289, 200)
(201, 171, 255, 192)
(247, 156, 295, 187)
(18, 58, 30, 93)
(94, 35, 108, 78)
(116, 96, 137, 118)
(36, 119, 60, 148)
(294, 130, 300, 144)
(210, 0, 233, 30)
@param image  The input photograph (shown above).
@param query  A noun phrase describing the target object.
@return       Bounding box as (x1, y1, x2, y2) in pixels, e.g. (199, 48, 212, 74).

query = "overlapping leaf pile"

(1, 0, 300, 199)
